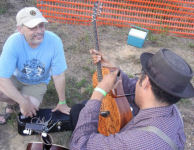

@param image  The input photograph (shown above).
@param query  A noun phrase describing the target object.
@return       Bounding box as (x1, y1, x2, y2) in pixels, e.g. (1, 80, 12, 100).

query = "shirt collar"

(132, 105, 174, 124)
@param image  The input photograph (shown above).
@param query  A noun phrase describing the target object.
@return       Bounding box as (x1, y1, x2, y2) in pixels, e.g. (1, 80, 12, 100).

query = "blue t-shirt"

(0, 31, 67, 84)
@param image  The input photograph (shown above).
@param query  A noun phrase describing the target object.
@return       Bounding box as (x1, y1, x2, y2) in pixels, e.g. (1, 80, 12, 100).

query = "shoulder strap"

(139, 126, 178, 150)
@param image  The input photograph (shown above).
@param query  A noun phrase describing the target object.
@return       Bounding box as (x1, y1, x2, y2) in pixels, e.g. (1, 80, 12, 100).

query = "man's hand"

(90, 49, 115, 68)
(52, 103, 71, 115)
(19, 97, 38, 117)
(98, 70, 119, 92)
(91, 69, 119, 101)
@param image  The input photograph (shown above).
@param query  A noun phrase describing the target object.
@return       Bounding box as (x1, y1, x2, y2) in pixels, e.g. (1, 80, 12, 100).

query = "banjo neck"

(92, 1, 103, 81)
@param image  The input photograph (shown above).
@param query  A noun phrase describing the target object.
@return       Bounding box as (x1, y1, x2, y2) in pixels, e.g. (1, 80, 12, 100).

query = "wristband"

(58, 99, 67, 105)
(94, 87, 107, 96)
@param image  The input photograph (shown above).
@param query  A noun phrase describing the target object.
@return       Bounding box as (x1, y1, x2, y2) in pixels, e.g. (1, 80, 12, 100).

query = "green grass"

(0, 1, 7, 15)
(188, 43, 194, 49)
(128, 74, 134, 78)
(7, 113, 18, 128)
(25, 0, 37, 6)
(76, 33, 93, 53)
(50, 130, 72, 146)
(65, 77, 93, 105)
(0, 7, 6, 14)
(178, 98, 192, 106)
(147, 32, 159, 42)
(43, 75, 93, 108)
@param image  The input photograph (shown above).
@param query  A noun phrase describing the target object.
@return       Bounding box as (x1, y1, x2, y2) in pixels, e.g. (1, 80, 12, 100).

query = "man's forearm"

(0, 77, 26, 105)
(52, 72, 66, 101)
(70, 100, 101, 149)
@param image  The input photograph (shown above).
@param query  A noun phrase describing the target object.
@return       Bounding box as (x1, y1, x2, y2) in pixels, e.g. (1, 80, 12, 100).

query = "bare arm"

(0, 78, 25, 104)
(52, 72, 70, 114)
(52, 72, 66, 101)
(0, 77, 38, 117)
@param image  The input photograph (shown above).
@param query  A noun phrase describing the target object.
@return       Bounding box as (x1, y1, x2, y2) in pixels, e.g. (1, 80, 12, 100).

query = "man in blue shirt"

(0, 7, 70, 124)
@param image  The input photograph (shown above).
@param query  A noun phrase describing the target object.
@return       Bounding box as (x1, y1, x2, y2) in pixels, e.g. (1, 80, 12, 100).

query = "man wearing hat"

(0, 7, 70, 124)
(70, 48, 193, 150)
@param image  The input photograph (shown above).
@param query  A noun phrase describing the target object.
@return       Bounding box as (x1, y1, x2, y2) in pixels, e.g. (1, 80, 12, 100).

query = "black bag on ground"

(17, 108, 72, 135)
(70, 103, 85, 130)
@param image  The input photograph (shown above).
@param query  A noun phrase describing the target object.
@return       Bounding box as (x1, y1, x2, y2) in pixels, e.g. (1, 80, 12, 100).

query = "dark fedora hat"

(140, 48, 194, 98)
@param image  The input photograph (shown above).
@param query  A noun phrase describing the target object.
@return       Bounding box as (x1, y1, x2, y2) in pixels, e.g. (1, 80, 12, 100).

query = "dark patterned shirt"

(70, 72, 186, 150)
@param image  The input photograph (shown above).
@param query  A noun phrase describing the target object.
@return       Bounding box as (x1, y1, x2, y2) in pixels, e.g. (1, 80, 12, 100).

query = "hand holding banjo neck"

(92, 1, 133, 136)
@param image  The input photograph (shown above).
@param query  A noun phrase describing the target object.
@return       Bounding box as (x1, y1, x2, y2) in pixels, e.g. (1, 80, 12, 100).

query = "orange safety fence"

(37, 0, 194, 39)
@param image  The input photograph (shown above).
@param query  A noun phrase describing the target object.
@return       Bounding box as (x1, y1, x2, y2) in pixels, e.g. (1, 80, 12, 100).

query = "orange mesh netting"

(37, 0, 194, 39)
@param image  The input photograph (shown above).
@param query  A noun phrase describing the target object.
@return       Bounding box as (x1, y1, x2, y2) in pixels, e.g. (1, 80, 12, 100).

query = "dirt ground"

(0, 1, 193, 150)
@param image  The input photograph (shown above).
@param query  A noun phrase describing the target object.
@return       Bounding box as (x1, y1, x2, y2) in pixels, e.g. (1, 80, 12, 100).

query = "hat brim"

(23, 17, 48, 28)
(140, 52, 194, 98)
